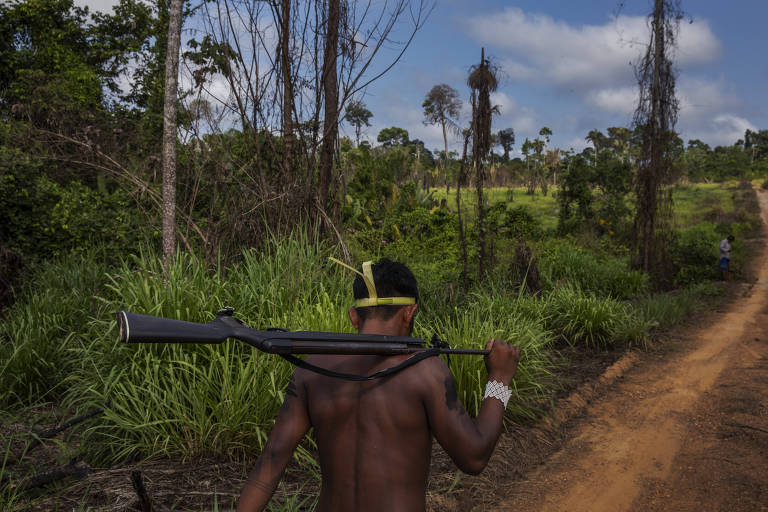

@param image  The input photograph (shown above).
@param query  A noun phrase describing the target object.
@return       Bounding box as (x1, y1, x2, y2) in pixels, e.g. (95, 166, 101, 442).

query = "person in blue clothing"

(719, 235, 735, 281)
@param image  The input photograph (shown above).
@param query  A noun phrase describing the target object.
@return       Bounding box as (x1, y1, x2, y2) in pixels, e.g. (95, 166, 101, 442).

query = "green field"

(432, 186, 560, 229)
(431, 182, 747, 231)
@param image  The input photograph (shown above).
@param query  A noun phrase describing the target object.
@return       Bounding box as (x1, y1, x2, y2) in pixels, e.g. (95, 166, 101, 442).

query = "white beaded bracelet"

(483, 380, 512, 408)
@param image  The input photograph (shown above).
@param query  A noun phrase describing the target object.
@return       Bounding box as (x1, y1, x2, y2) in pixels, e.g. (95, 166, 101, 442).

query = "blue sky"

(79, 0, 768, 157)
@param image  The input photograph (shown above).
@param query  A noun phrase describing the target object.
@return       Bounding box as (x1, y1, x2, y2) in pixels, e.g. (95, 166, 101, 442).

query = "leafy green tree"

(606, 126, 632, 162)
(344, 99, 373, 147)
(496, 127, 515, 161)
(377, 126, 409, 147)
(422, 84, 461, 189)
(521, 138, 534, 194)
(744, 128, 768, 163)
(585, 129, 606, 166)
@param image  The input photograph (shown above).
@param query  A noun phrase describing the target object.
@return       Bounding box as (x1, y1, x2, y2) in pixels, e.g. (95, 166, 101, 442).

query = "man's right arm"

(422, 339, 520, 475)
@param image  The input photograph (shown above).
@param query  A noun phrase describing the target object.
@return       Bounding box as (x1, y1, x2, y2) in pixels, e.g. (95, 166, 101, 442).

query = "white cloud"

(683, 114, 755, 147)
(73, 0, 124, 13)
(677, 77, 739, 117)
(565, 136, 590, 153)
(491, 91, 537, 136)
(587, 87, 638, 115)
(467, 8, 721, 91)
(463, 7, 747, 148)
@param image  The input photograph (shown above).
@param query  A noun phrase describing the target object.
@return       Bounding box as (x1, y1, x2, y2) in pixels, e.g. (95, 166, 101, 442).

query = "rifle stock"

(118, 311, 233, 344)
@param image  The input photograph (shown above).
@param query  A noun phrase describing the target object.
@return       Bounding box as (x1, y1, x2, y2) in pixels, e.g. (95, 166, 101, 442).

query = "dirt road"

(491, 190, 768, 512)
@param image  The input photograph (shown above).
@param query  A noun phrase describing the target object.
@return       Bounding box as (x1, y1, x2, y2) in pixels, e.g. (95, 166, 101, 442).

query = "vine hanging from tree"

(632, 0, 683, 287)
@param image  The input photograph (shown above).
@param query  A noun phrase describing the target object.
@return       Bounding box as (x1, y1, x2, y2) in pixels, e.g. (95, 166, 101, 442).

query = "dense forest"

(1, 0, 768, 509)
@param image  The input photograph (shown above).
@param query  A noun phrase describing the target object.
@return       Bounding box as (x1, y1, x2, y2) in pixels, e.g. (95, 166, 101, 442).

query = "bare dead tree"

(318, 0, 340, 211)
(632, 0, 682, 286)
(456, 128, 472, 291)
(189, 0, 433, 217)
(275, 0, 294, 184)
(468, 47, 498, 277)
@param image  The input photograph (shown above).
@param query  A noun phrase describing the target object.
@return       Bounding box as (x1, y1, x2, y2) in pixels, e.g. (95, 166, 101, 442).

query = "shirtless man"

(236, 258, 521, 511)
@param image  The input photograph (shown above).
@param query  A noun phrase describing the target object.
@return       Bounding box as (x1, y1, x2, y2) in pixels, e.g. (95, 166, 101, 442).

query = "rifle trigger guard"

(430, 334, 451, 366)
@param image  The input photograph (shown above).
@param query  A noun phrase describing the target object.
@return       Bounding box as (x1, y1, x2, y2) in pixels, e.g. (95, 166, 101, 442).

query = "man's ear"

(400, 304, 418, 328)
(348, 307, 361, 331)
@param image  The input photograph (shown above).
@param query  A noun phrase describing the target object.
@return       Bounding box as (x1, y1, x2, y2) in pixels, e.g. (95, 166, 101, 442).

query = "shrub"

(501, 205, 543, 240)
(544, 286, 627, 349)
(0, 170, 147, 262)
(425, 293, 555, 421)
(538, 239, 648, 299)
(0, 251, 109, 405)
(669, 222, 720, 284)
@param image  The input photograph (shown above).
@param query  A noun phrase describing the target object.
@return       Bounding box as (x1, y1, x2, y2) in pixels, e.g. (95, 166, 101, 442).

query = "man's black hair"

(353, 258, 419, 325)
(727, 235, 735, 241)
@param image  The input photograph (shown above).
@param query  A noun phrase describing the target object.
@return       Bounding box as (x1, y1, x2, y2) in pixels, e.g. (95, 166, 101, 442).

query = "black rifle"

(117, 307, 489, 380)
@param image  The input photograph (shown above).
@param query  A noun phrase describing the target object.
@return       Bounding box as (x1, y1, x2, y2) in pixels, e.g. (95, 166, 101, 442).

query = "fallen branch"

(131, 470, 154, 512)
(29, 405, 106, 450)
(14, 462, 90, 492)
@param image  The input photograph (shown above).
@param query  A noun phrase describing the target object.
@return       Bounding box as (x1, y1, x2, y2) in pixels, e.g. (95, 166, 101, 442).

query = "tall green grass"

(0, 433, 21, 510)
(0, 252, 109, 405)
(0, 224, 724, 469)
(63, 231, 349, 463)
(40, 228, 551, 463)
(425, 293, 555, 421)
(631, 281, 721, 329)
(544, 286, 627, 348)
(538, 239, 649, 299)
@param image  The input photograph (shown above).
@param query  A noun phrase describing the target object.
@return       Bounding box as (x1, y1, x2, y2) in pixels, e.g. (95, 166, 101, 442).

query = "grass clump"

(632, 281, 720, 330)
(425, 293, 555, 421)
(538, 239, 648, 299)
(544, 286, 628, 349)
(0, 251, 109, 405)
(65, 231, 347, 463)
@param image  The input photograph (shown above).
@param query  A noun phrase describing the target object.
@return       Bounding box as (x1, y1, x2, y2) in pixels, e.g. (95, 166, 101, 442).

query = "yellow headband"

(328, 257, 416, 308)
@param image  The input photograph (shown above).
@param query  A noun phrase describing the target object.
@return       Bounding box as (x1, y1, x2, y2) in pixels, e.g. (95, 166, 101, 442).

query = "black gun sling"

(279, 348, 442, 381)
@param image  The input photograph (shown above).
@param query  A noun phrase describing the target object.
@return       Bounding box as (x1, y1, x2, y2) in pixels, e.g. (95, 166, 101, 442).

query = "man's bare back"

(236, 259, 520, 512)
(302, 353, 438, 511)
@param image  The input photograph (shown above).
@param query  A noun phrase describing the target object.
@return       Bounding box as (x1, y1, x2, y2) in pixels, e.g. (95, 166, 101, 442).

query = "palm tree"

(585, 129, 605, 167)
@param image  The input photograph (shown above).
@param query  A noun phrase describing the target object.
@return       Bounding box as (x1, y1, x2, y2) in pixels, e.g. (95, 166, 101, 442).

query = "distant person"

(236, 258, 521, 512)
(719, 235, 735, 281)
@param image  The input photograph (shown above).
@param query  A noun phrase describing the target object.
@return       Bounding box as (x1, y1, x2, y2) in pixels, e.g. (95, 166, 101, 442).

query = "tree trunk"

(162, 0, 184, 269)
(318, 0, 339, 210)
(457, 132, 471, 291)
(279, 0, 294, 185)
(641, 0, 665, 273)
(442, 118, 449, 194)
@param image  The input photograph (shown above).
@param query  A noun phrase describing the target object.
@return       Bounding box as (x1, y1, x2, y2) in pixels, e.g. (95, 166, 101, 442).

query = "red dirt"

(486, 190, 768, 512)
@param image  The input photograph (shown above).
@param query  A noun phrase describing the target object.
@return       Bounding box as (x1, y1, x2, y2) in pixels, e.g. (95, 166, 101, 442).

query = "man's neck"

(358, 319, 406, 337)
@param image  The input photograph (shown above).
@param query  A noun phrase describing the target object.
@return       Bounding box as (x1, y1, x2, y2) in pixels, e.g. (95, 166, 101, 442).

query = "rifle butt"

(117, 311, 230, 344)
